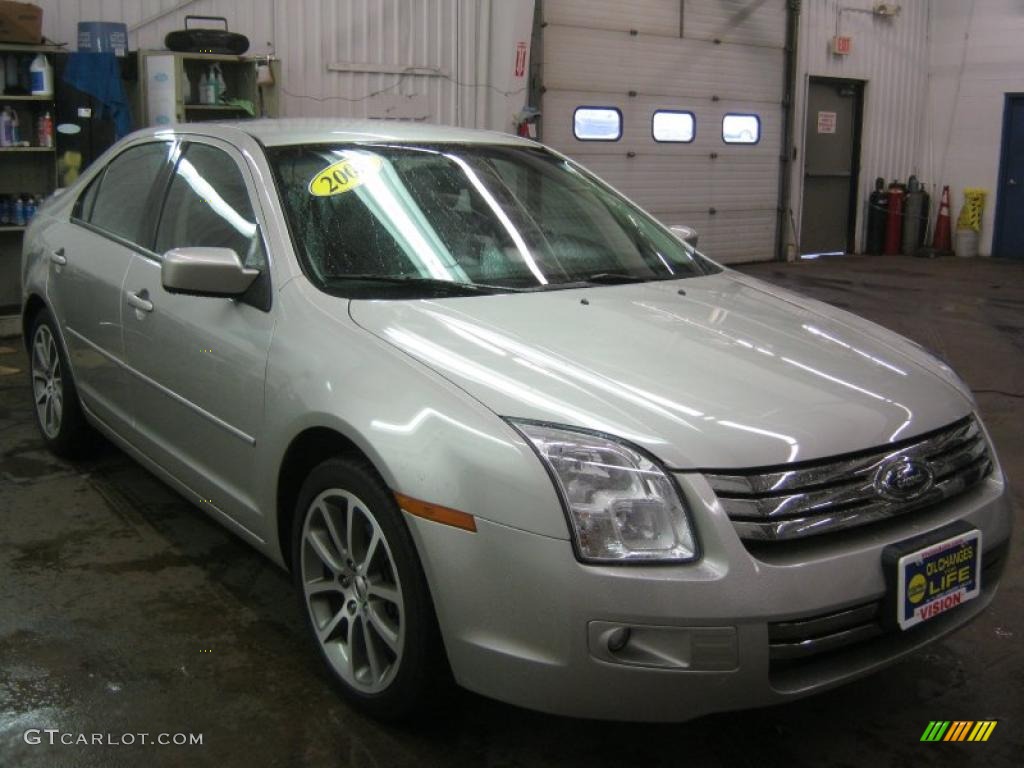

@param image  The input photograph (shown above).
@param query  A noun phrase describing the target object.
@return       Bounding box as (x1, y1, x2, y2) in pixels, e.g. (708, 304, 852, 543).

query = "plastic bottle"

(213, 63, 226, 102)
(14, 196, 25, 227)
(37, 110, 53, 147)
(29, 54, 53, 97)
(205, 64, 218, 104)
(198, 70, 209, 105)
(0, 106, 12, 146)
(24, 195, 36, 223)
(17, 55, 30, 92)
(9, 107, 20, 144)
(0, 196, 9, 225)
(4, 55, 17, 90)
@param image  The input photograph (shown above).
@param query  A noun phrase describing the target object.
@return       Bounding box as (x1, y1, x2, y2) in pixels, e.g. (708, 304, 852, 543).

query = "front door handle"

(126, 290, 154, 313)
(49, 247, 66, 266)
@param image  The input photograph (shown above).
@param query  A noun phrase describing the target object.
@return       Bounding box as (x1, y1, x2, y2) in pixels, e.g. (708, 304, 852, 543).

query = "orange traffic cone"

(932, 185, 952, 252)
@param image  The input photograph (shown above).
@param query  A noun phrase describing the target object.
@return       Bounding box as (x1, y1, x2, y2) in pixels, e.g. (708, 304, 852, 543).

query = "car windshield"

(267, 143, 719, 298)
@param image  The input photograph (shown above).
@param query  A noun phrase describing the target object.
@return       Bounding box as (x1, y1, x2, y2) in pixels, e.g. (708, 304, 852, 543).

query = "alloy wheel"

(31, 324, 63, 440)
(300, 489, 405, 694)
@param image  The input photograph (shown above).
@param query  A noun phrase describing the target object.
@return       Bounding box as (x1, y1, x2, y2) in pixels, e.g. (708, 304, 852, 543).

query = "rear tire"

(291, 457, 447, 721)
(28, 308, 91, 458)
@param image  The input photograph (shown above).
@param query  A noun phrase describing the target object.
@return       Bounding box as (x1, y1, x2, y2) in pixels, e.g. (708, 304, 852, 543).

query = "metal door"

(800, 78, 862, 255)
(122, 138, 275, 537)
(994, 95, 1024, 259)
(50, 140, 173, 431)
(49, 223, 134, 430)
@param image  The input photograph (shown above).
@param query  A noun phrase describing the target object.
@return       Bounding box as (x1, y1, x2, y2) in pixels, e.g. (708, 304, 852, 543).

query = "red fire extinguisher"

(884, 182, 905, 255)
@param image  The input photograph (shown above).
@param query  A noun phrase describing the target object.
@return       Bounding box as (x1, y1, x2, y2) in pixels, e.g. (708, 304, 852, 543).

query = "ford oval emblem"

(874, 457, 934, 501)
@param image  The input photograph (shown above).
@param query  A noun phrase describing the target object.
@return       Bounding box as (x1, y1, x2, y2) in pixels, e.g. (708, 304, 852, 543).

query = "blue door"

(994, 95, 1024, 259)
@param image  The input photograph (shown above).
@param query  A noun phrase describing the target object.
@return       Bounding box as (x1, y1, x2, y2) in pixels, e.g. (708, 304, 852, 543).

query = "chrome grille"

(705, 417, 993, 542)
(769, 600, 883, 662)
(768, 541, 1007, 668)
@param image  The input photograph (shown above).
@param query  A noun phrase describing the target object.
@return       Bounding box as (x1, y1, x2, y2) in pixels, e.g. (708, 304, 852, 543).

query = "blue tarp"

(61, 52, 133, 139)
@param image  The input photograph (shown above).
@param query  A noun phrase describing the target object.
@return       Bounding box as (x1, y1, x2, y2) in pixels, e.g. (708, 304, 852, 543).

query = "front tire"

(28, 309, 90, 457)
(292, 457, 446, 720)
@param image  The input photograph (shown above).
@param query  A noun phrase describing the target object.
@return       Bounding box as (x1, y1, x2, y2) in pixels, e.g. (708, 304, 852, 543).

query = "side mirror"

(669, 225, 699, 248)
(161, 247, 260, 298)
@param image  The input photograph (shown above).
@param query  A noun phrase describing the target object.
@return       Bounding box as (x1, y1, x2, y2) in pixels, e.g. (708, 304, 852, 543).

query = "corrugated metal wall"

(925, 0, 1024, 256)
(34, 0, 276, 54)
(790, 0, 930, 254)
(273, 0, 532, 128)
(32, 1, 947, 261)
(275, 0, 462, 122)
(33, 0, 534, 130)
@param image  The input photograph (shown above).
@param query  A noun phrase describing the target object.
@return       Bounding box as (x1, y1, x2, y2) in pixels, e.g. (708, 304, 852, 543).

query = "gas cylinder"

(866, 177, 888, 254)
(884, 182, 905, 255)
(902, 175, 927, 257)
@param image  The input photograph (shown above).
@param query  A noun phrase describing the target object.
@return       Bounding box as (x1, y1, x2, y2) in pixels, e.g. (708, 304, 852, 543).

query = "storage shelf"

(0, 146, 55, 152)
(154, 50, 250, 63)
(0, 42, 65, 54)
(0, 94, 54, 101)
(0, 226, 27, 233)
(184, 104, 249, 111)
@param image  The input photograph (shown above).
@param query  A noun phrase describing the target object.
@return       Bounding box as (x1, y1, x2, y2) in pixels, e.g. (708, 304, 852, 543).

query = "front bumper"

(406, 470, 1012, 722)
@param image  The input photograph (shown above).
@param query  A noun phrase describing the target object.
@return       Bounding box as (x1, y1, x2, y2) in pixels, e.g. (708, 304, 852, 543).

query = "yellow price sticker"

(308, 154, 383, 197)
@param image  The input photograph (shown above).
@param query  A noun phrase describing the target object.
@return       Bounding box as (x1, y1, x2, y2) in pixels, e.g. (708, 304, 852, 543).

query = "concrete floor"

(0, 254, 1021, 767)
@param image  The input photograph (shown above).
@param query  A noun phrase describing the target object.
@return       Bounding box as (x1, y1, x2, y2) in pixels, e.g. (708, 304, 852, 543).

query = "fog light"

(588, 622, 738, 670)
(606, 626, 631, 653)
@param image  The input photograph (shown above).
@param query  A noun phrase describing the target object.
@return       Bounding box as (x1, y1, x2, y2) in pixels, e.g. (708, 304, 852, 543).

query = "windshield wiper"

(324, 275, 524, 294)
(582, 272, 650, 285)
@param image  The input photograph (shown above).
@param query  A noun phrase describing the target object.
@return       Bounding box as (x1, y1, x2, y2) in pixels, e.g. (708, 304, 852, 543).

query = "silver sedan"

(20, 119, 1012, 721)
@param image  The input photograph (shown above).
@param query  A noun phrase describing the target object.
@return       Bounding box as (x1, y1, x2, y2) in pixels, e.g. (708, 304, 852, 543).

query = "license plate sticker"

(896, 529, 982, 630)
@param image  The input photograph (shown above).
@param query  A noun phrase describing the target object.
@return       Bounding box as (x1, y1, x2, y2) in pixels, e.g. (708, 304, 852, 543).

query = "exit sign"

(832, 35, 852, 55)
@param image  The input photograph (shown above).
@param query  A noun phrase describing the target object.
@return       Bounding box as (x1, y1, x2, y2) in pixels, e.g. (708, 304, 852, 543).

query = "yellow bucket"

(956, 188, 986, 232)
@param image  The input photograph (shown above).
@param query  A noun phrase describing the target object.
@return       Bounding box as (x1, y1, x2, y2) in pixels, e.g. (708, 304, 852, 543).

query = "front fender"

(254, 281, 570, 553)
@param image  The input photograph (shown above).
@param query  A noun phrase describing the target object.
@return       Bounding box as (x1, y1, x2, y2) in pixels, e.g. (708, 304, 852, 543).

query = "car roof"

(132, 118, 538, 148)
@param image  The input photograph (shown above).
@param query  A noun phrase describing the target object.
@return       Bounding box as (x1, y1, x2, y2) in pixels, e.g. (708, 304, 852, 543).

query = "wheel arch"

(276, 425, 387, 571)
(21, 293, 47, 351)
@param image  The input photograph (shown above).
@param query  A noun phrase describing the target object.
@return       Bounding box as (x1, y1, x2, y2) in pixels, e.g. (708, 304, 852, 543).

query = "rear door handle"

(49, 247, 66, 266)
(126, 290, 154, 313)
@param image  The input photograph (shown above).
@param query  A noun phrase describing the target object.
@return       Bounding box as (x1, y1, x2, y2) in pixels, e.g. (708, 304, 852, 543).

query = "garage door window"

(652, 110, 695, 143)
(573, 107, 622, 141)
(722, 114, 760, 144)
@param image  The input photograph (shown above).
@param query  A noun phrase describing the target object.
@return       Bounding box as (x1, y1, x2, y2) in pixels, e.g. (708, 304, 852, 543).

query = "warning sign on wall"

(817, 111, 837, 134)
(514, 41, 528, 78)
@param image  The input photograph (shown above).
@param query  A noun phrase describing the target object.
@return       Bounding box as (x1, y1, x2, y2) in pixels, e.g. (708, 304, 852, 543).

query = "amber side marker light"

(395, 493, 477, 532)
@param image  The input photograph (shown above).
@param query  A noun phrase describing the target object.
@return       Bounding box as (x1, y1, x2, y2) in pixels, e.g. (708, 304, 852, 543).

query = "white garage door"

(540, 0, 786, 263)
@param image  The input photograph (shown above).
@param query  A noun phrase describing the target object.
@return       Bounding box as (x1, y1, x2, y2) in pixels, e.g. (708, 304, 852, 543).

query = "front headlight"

(510, 420, 698, 564)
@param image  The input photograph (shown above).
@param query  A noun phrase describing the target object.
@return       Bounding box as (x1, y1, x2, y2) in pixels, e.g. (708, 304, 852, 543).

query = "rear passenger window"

(87, 141, 173, 245)
(573, 107, 622, 141)
(155, 143, 265, 269)
(722, 114, 760, 144)
(72, 173, 103, 221)
(652, 110, 695, 143)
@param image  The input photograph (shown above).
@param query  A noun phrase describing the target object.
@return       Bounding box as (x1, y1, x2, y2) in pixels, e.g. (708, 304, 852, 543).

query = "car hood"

(349, 271, 974, 469)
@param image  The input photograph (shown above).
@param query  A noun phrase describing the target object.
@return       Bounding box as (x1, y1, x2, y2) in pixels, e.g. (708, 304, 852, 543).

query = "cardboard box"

(0, 1, 43, 45)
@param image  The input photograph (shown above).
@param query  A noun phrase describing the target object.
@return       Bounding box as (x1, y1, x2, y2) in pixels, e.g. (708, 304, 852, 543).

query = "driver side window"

(155, 143, 266, 269)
